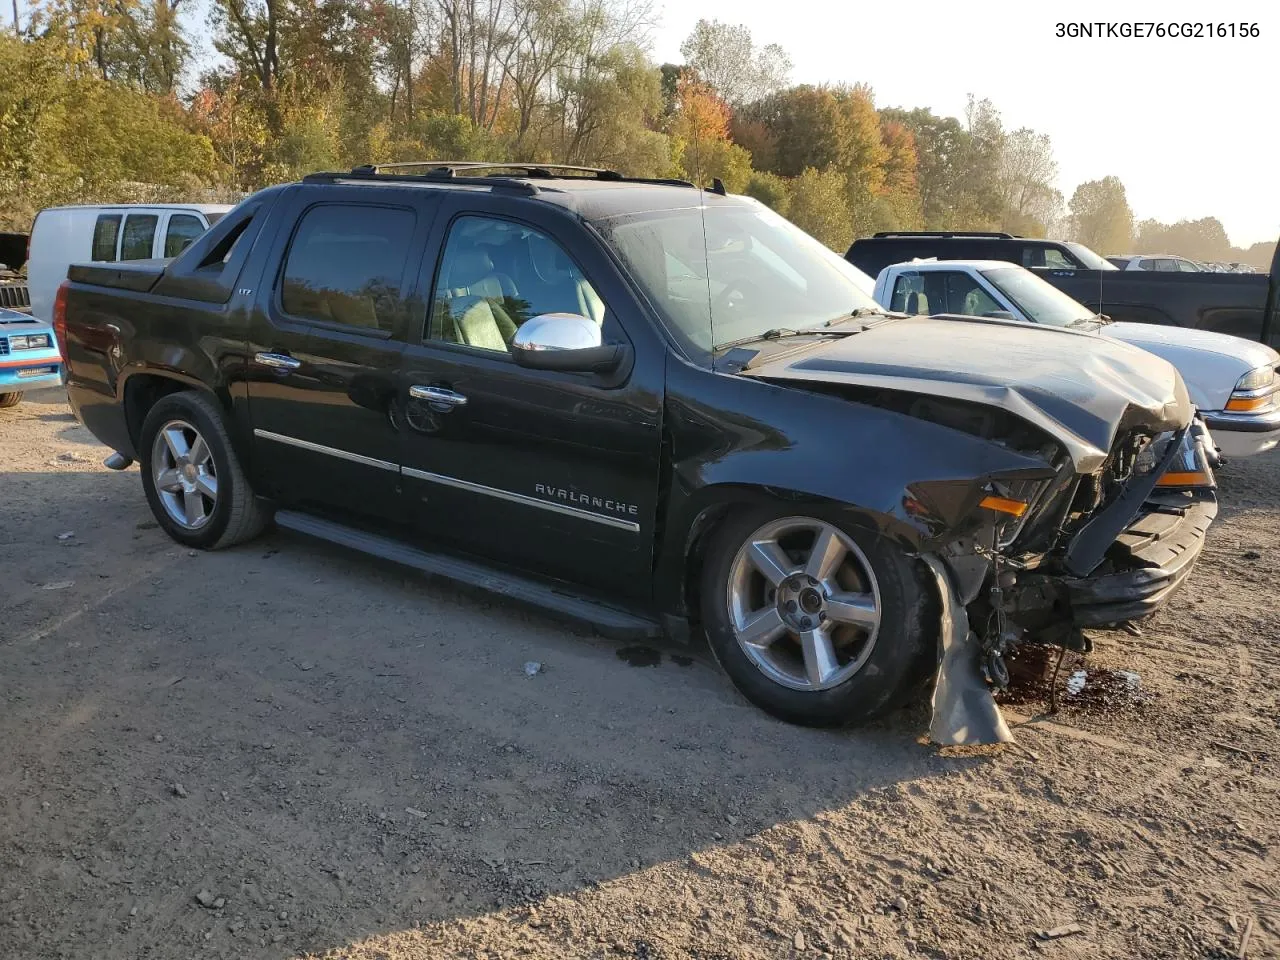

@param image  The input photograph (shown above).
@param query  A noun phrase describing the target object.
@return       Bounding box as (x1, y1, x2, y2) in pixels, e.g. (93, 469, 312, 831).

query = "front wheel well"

(679, 502, 736, 633)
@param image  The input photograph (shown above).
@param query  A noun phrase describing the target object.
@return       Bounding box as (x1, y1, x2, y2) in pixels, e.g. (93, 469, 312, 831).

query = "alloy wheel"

(151, 419, 218, 530)
(725, 517, 882, 692)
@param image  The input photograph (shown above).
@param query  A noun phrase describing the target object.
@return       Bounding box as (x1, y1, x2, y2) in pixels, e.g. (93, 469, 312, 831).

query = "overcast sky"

(653, 0, 1278, 247)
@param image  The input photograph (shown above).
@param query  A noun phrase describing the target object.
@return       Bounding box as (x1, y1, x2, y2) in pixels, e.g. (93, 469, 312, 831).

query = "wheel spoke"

(182, 490, 206, 526)
(162, 426, 190, 461)
(747, 538, 797, 586)
(827, 592, 879, 631)
(188, 434, 211, 467)
(804, 526, 846, 583)
(195, 471, 218, 500)
(155, 467, 183, 492)
(736, 608, 787, 650)
(800, 627, 840, 686)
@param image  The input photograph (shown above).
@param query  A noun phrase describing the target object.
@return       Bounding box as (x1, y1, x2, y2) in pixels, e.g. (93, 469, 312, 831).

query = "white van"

(27, 204, 233, 322)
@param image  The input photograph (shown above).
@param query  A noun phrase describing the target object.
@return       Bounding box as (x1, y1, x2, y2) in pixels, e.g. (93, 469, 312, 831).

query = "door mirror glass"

(510, 313, 622, 372)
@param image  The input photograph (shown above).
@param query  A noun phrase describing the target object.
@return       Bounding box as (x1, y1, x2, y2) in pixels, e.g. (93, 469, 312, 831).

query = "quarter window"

(91, 214, 121, 261)
(428, 215, 606, 353)
(165, 214, 206, 257)
(120, 214, 158, 260)
(280, 204, 416, 332)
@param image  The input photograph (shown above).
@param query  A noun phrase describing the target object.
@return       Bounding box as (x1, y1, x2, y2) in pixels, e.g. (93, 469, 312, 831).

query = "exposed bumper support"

(1066, 497, 1217, 626)
(922, 555, 1013, 746)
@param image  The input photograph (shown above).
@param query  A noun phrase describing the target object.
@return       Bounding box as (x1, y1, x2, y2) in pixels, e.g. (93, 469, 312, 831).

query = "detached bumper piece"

(1067, 496, 1218, 626)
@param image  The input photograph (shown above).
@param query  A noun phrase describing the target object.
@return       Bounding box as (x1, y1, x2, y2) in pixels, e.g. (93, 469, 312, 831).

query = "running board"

(274, 510, 662, 640)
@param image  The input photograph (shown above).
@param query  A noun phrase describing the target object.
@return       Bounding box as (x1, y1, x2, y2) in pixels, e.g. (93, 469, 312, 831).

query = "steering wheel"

(712, 276, 761, 314)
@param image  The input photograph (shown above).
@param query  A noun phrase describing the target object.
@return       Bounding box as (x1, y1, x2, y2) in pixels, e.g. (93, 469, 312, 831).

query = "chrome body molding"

(253, 429, 641, 532)
(253, 428, 399, 472)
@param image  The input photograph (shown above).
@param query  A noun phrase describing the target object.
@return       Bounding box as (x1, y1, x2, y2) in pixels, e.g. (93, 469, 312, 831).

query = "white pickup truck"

(872, 259, 1280, 458)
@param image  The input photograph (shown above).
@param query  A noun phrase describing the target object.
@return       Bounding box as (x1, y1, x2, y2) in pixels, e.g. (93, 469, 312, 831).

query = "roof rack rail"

(871, 230, 1019, 239)
(302, 161, 699, 192)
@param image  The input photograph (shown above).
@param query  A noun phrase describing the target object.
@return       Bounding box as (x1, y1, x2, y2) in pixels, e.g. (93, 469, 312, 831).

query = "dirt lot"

(1, 385, 1278, 960)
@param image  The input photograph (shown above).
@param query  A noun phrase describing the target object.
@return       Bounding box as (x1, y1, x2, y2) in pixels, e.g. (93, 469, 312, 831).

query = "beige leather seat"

(439, 248, 520, 349)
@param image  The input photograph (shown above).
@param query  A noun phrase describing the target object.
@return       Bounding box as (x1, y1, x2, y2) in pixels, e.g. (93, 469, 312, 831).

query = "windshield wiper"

(715, 324, 866, 351)
(820, 307, 891, 327)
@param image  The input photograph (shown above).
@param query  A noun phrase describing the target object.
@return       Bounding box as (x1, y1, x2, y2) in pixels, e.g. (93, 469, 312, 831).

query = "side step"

(274, 510, 663, 640)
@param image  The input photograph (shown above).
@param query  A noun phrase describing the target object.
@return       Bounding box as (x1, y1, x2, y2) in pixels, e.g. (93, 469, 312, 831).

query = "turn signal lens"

(1155, 470, 1214, 488)
(1225, 394, 1273, 413)
(979, 494, 1029, 517)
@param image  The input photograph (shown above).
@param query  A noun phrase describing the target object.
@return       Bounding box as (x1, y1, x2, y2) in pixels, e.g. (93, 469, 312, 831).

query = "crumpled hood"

(744, 314, 1192, 473)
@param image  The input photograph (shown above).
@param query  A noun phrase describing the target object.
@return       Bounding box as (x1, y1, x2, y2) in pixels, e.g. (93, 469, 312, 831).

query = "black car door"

(244, 185, 436, 525)
(396, 194, 665, 601)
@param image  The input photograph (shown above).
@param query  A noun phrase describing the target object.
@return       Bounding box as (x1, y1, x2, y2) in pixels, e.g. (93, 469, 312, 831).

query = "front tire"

(700, 508, 934, 727)
(138, 390, 268, 549)
(0, 392, 23, 408)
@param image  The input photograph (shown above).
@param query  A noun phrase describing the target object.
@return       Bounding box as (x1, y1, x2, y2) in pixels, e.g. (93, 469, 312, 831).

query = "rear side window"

(120, 214, 158, 260)
(281, 204, 415, 332)
(91, 214, 121, 261)
(164, 214, 205, 257)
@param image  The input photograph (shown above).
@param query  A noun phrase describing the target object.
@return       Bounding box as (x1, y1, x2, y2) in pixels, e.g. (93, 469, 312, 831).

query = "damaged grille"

(1068, 430, 1160, 524)
(1005, 430, 1170, 558)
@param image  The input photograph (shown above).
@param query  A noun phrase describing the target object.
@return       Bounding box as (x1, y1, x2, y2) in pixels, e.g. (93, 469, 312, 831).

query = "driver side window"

(938, 272, 1001, 316)
(427, 215, 606, 353)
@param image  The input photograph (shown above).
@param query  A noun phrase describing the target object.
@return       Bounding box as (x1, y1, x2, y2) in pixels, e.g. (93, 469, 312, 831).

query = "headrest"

(448, 249, 495, 288)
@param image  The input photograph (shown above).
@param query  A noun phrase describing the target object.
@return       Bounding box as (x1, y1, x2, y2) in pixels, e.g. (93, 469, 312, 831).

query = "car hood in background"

(1102, 321, 1280, 411)
(743, 314, 1192, 473)
(0, 307, 52, 334)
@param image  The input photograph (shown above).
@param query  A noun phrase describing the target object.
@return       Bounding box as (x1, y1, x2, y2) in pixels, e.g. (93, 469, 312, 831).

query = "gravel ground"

(2, 386, 1277, 960)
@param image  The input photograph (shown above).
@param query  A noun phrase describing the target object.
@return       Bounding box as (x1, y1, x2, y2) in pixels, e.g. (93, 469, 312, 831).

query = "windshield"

(592, 198, 882, 354)
(1063, 241, 1117, 271)
(981, 266, 1097, 327)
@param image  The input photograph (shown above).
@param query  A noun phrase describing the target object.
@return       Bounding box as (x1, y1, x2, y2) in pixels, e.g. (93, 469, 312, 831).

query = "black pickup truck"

(846, 231, 1280, 345)
(56, 163, 1219, 743)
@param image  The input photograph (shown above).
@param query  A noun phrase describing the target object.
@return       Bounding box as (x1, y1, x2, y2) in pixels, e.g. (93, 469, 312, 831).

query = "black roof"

(300, 162, 744, 220)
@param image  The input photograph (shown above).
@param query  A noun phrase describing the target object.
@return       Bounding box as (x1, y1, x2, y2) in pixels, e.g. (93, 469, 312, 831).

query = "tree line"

(0, 3, 1272, 268)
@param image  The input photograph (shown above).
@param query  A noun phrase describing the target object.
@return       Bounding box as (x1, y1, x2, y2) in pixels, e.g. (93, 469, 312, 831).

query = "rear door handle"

(409, 385, 468, 408)
(256, 352, 301, 371)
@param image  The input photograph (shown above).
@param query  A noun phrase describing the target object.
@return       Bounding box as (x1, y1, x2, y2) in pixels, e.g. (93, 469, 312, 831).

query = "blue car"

(0, 306, 63, 407)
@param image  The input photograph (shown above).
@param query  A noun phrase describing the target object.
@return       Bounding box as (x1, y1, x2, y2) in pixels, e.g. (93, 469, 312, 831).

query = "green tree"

(1067, 176, 1134, 255)
(743, 170, 789, 214)
(787, 166, 853, 252)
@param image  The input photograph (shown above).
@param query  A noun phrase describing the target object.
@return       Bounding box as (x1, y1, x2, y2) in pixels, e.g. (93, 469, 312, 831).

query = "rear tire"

(0, 392, 23, 408)
(700, 506, 934, 727)
(138, 390, 268, 549)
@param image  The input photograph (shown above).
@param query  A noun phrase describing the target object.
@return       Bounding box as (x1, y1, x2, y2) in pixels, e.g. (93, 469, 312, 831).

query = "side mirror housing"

(510, 313, 627, 373)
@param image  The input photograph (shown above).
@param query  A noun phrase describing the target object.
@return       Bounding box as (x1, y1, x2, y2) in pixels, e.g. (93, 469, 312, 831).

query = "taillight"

(53, 280, 70, 360)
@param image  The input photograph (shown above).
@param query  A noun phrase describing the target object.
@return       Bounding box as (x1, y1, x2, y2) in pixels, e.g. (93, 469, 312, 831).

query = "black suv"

(58, 163, 1218, 740)
(846, 230, 1119, 278)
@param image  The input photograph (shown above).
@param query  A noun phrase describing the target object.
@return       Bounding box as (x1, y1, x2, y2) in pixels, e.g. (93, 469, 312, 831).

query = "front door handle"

(256, 352, 302, 371)
(409, 385, 468, 408)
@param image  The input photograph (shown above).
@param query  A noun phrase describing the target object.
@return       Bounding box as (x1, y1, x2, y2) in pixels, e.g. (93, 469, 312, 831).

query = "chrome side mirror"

(510, 313, 626, 373)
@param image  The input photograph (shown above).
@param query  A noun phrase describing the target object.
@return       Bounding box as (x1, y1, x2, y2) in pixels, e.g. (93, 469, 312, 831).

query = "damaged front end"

(924, 418, 1219, 745)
